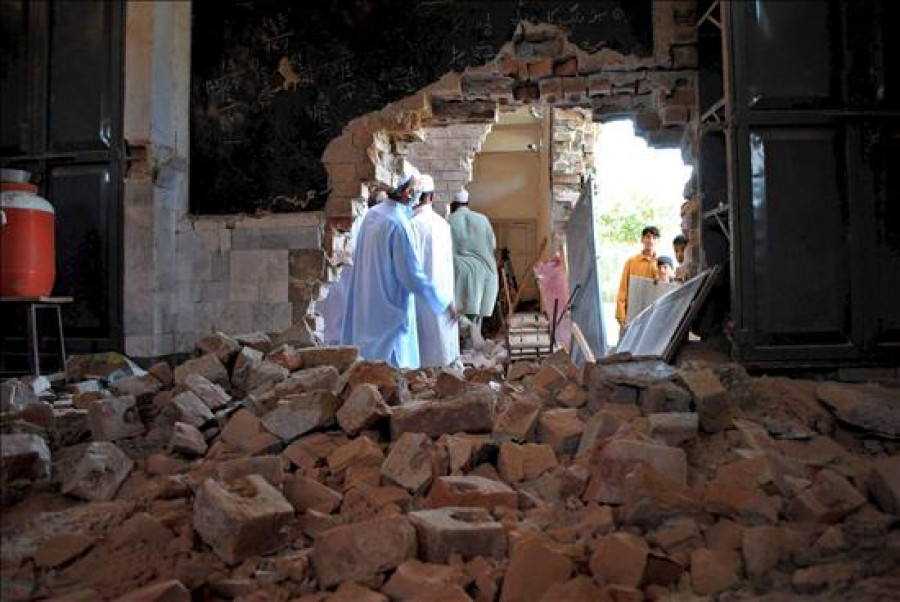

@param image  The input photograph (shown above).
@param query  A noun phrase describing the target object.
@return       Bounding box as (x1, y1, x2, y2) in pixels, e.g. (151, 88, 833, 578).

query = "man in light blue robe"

(341, 175, 456, 369)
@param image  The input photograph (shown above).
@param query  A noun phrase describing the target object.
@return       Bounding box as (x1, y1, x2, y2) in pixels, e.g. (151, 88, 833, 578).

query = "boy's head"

(657, 255, 676, 281)
(641, 226, 660, 254)
(673, 234, 688, 264)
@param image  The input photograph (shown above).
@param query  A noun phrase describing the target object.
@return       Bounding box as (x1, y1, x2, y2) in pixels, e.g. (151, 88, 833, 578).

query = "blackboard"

(190, 0, 653, 214)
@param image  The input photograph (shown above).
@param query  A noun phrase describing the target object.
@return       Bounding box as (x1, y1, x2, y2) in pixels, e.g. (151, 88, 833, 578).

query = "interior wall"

(122, 1, 325, 357)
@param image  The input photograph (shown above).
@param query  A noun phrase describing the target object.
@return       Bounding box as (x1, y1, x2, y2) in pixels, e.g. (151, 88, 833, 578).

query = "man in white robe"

(341, 174, 456, 369)
(410, 175, 460, 368)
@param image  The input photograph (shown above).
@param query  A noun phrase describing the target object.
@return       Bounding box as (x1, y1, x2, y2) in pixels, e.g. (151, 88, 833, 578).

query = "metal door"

(565, 177, 607, 363)
(0, 0, 125, 356)
(728, 0, 900, 366)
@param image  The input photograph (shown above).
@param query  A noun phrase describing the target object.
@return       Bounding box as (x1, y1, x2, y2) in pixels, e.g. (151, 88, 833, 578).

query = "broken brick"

(500, 535, 573, 602)
(311, 515, 417, 588)
(498, 443, 557, 483)
(589, 532, 648, 587)
(192, 475, 294, 565)
(409, 506, 507, 562)
(493, 396, 542, 442)
(265, 343, 304, 372)
(647, 412, 699, 446)
(169, 422, 207, 457)
(690, 548, 739, 596)
(174, 353, 229, 390)
(231, 346, 264, 392)
(742, 525, 782, 579)
(283, 473, 343, 513)
(260, 390, 338, 441)
(868, 454, 900, 515)
(216, 455, 283, 487)
(336, 383, 391, 436)
(195, 331, 240, 365)
(381, 559, 466, 600)
(391, 392, 493, 440)
(62, 441, 133, 501)
(537, 409, 583, 454)
(381, 432, 433, 494)
(166, 391, 214, 428)
(679, 368, 734, 432)
(113, 579, 191, 602)
(88, 395, 144, 441)
(1, 433, 51, 485)
(584, 438, 686, 504)
(427, 475, 518, 511)
(787, 469, 866, 523)
(183, 373, 230, 410)
(327, 435, 384, 474)
(297, 345, 359, 373)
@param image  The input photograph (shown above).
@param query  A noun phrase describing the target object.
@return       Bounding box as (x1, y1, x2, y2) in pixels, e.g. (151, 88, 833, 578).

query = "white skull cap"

(455, 189, 470, 204)
(419, 174, 435, 193)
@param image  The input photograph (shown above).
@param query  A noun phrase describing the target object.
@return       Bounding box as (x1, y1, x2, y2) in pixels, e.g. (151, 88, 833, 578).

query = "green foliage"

(595, 189, 674, 245)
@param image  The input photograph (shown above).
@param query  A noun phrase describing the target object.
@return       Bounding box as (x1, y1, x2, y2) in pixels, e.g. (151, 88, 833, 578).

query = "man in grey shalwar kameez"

(448, 189, 499, 349)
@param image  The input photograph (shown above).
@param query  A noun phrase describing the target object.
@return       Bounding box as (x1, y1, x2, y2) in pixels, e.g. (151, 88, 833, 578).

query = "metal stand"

(1, 296, 72, 378)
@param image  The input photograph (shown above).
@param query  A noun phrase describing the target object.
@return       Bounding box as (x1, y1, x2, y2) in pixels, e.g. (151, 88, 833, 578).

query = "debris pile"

(1, 331, 899, 601)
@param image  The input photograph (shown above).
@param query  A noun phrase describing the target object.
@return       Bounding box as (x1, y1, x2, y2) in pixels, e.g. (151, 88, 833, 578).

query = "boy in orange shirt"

(616, 226, 660, 329)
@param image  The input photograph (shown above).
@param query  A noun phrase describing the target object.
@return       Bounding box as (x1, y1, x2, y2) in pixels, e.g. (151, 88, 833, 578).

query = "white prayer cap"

(420, 174, 435, 193)
(455, 189, 470, 204)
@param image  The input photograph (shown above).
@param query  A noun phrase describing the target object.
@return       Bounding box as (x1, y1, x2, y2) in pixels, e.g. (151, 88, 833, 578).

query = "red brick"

(231, 346, 263, 392)
(337, 383, 391, 436)
(311, 515, 417, 588)
(330, 582, 388, 602)
(391, 393, 493, 440)
(195, 332, 240, 364)
(174, 353, 229, 389)
(648, 517, 701, 553)
(553, 56, 577, 76)
(88, 395, 144, 441)
(184, 373, 230, 410)
(678, 368, 734, 432)
(791, 561, 855, 594)
(538, 576, 602, 602)
(527, 59, 553, 80)
(381, 432, 433, 494)
(500, 535, 573, 602)
(643, 551, 685, 587)
(584, 438, 686, 504)
(265, 343, 303, 371)
(296, 345, 358, 373)
(537, 409, 583, 454)
(619, 464, 702, 528)
(498, 443, 558, 483)
(327, 435, 384, 474)
(427, 475, 518, 511)
(787, 469, 866, 523)
(283, 474, 343, 513)
(381, 559, 466, 600)
(531, 365, 568, 391)
(690, 548, 739, 596)
(260, 390, 339, 441)
(192, 475, 294, 565)
(869, 454, 900, 514)
(343, 361, 404, 405)
(409, 507, 507, 563)
(493, 397, 542, 442)
(742, 525, 782, 579)
(589, 532, 648, 587)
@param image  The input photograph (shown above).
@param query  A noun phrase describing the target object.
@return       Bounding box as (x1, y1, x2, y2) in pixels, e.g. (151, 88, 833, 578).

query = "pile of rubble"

(1, 331, 899, 601)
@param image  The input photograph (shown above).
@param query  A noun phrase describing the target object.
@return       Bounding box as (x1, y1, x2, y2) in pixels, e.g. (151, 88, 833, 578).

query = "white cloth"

(411, 205, 460, 367)
(341, 200, 449, 369)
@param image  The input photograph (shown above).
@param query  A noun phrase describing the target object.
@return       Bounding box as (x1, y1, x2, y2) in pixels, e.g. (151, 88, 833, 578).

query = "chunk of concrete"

(192, 475, 294, 565)
(409, 507, 507, 563)
(62, 441, 133, 501)
(88, 395, 145, 441)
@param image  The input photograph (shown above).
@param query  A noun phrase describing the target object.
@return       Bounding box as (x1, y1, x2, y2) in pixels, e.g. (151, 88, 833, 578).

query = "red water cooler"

(1, 173, 56, 297)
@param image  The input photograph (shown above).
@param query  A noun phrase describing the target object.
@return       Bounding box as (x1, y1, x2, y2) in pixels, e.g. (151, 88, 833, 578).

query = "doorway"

(593, 120, 693, 348)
